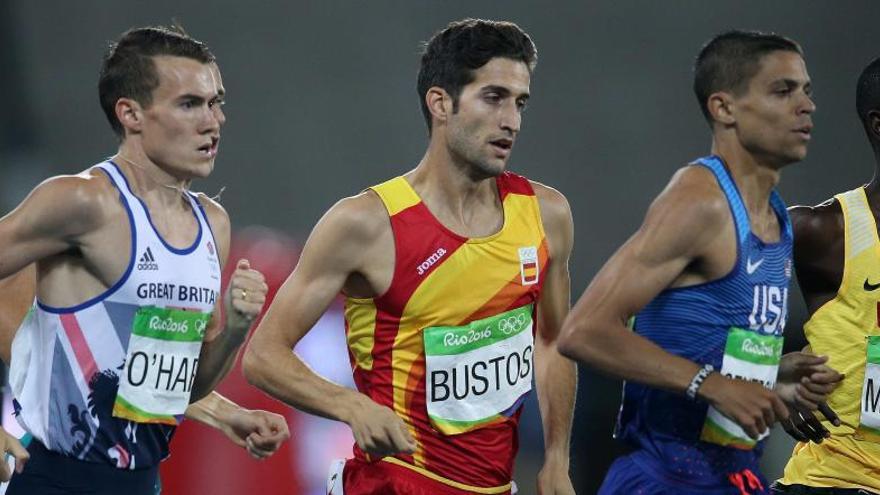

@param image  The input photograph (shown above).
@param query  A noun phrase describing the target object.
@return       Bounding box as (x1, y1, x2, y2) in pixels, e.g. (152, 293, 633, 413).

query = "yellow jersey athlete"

(774, 57, 880, 495)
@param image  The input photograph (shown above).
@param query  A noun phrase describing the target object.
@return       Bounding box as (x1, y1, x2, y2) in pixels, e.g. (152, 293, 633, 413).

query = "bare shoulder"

(318, 189, 390, 243)
(530, 180, 572, 225)
(650, 165, 730, 231)
(295, 189, 392, 282)
(788, 198, 842, 261)
(22, 169, 121, 233)
(529, 181, 573, 258)
(630, 165, 731, 263)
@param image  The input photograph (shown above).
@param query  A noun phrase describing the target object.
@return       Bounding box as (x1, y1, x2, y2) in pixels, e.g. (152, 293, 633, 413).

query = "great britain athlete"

(559, 31, 840, 494)
(0, 26, 277, 494)
(773, 57, 880, 495)
(0, 266, 289, 475)
(244, 18, 577, 495)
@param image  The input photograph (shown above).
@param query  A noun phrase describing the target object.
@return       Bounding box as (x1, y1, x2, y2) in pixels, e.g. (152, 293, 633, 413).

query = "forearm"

(535, 339, 576, 461)
(559, 318, 700, 395)
(184, 391, 239, 429)
(191, 324, 249, 402)
(243, 338, 366, 424)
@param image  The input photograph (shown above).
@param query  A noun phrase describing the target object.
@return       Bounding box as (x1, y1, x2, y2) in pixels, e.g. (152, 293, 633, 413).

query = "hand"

(343, 395, 416, 458)
(699, 373, 789, 439)
(780, 402, 841, 443)
(537, 457, 575, 495)
(221, 408, 290, 459)
(225, 259, 269, 332)
(0, 428, 28, 481)
(776, 352, 844, 410)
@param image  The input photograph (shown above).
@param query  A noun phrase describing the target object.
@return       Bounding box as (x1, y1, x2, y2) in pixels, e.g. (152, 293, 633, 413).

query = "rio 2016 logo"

(498, 313, 527, 335)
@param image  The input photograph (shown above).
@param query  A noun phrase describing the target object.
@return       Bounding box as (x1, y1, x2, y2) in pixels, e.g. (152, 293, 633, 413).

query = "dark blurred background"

(3, 1, 880, 493)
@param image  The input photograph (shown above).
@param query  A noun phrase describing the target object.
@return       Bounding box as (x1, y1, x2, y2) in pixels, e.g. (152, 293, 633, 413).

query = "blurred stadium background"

(3, 1, 880, 493)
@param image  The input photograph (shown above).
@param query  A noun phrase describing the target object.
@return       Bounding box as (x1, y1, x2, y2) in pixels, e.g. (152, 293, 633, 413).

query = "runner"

(244, 18, 576, 495)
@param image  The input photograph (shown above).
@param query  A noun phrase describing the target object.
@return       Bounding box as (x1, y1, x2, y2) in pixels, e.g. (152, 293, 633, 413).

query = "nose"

(201, 105, 222, 134)
(799, 91, 816, 115)
(212, 104, 226, 126)
(500, 99, 521, 134)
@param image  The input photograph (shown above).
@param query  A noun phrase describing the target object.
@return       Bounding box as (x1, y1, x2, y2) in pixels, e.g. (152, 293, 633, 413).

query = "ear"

(868, 109, 880, 139)
(707, 91, 736, 126)
(115, 97, 144, 135)
(425, 86, 453, 128)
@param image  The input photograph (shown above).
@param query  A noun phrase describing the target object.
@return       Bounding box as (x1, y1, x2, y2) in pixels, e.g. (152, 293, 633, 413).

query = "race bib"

(700, 327, 783, 450)
(113, 306, 210, 425)
(424, 304, 534, 435)
(856, 336, 880, 443)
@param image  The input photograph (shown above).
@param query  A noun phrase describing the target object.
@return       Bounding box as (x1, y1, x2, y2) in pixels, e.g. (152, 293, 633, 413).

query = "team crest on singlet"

(518, 246, 539, 285)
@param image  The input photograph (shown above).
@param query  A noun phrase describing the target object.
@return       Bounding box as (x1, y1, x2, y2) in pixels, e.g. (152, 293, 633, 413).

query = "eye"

(209, 97, 225, 108)
(516, 99, 528, 112)
(483, 93, 502, 104)
(180, 100, 196, 109)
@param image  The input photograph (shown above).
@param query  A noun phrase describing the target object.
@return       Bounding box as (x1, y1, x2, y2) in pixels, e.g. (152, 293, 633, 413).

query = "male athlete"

(0, 26, 272, 494)
(773, 57, 880, 494)
(558, 31, 840, 494)
(0, 266, 289, 467)
(244, 18, 576, 495)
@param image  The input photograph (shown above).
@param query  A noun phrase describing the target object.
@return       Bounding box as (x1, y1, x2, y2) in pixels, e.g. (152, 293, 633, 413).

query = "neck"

(114, 141, 191, 210)
(407, 137, 500, 221)
(711, 136, 781, 212)
(864, 144, 880, 200)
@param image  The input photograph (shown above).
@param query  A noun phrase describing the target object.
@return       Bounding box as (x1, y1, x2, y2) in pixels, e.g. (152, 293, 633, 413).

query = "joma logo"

(417, 248, 447, 276)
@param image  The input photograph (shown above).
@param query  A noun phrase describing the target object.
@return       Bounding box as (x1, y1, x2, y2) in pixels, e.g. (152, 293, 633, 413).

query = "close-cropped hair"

(417, 18, 537, 132)
(856, 57, 880, 135)
(693, 30, 802, 124)
(98, 25, 215, 138)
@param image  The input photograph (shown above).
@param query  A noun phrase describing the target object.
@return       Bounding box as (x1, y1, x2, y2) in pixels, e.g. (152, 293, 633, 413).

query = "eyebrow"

(481, 85, 530, 100)
(774, 78, 810, 89)
(177, 94, 207, 103)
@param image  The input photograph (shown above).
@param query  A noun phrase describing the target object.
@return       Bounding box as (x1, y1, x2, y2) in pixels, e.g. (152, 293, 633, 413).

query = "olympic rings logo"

(498, 314, 527, 335)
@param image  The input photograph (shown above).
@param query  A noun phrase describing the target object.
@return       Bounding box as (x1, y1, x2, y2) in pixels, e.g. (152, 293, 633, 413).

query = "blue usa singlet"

(613, 156, 793, 491)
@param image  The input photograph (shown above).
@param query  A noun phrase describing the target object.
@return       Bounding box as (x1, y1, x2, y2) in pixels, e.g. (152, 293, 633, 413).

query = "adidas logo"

(137, 247, 159, 271)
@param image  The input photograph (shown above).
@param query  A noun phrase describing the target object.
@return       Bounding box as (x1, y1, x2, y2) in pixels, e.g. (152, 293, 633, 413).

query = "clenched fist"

(225, 259, 268, 331)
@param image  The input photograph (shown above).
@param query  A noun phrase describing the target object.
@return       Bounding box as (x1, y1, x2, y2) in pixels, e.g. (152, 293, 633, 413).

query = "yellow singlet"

(781, 187, 880, 491)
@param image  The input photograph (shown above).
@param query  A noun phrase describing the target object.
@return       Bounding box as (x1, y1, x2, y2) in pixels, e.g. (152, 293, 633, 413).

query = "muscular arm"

(558, 166, 788, 437)
(775, 203, 846, 441)
(190, 196, 267, 402)
(532, 184, 576, 493)
(243, 193, 414, 456)
(243, 196, 369, 419)
(0, 174, 109, 278)
(789, 202, 844, 314)
(558, 167, 726, 389)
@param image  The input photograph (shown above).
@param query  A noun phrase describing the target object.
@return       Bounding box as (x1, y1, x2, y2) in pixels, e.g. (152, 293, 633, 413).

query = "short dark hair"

(857, 57, 880, 138)
(693, 30, 802, 123)
(417, 18, 537, 132)
(98, 25, 215, 138)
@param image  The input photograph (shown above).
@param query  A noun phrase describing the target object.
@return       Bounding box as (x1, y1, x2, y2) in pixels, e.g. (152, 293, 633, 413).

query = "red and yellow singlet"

(344, 172, 548, 492)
